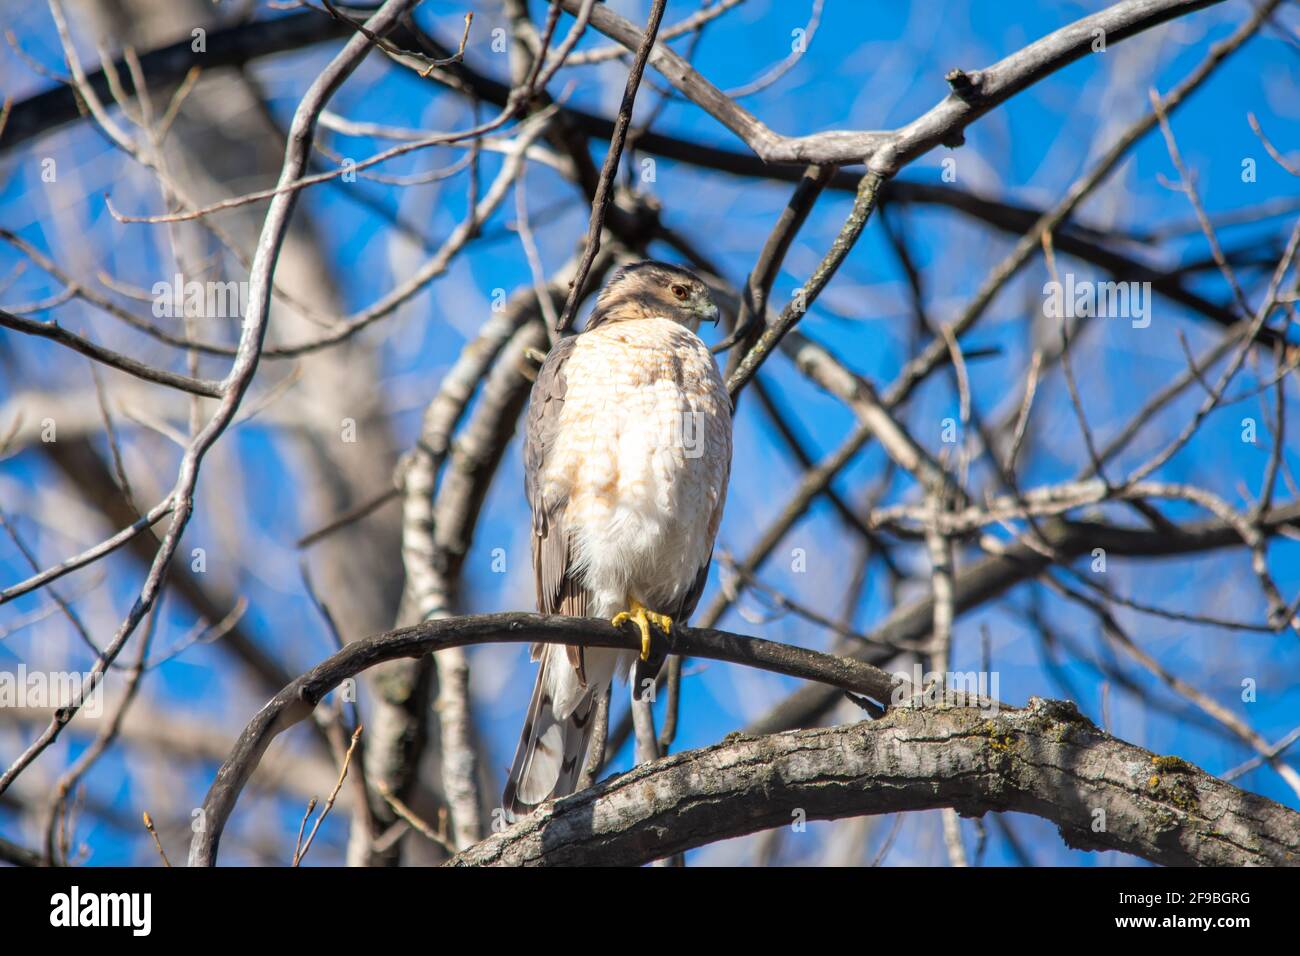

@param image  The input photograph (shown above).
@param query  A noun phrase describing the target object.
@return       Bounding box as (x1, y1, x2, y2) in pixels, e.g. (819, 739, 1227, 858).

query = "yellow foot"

(611, 599, 673, 661)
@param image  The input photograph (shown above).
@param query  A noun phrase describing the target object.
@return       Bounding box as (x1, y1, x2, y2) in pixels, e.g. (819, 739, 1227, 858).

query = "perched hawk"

(503, 261, 733, 816)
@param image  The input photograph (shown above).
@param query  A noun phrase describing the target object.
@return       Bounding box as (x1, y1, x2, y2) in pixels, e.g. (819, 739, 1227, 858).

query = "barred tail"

(502, 644, 601, 817)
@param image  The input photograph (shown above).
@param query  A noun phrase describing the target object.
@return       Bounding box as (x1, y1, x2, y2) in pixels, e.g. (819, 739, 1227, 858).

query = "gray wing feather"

(524, 335, 580, 615)
(508, 335, 595, 816)
(523, 334, 589, 679)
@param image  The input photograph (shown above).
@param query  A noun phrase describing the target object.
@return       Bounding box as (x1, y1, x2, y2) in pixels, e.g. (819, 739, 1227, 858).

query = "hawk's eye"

(670, 284, 689, 300)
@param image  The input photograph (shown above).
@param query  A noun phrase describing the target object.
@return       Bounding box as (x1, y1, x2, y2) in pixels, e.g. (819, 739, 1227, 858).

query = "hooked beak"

(703, 301, 720, 325)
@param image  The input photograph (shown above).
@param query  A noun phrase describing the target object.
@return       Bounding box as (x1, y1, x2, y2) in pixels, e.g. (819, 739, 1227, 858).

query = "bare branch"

(0, 308, 223, 398)
(451, 699, 1300, 867)
(187, 612, 902, 865)
(558, 0, 1229, 171)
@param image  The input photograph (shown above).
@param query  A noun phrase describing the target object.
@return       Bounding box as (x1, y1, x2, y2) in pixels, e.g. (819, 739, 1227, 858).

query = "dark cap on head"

(585, 260, 719, 332)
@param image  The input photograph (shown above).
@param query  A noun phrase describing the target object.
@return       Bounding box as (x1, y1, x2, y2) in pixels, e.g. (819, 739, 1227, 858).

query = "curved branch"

(451, 699, 1300, 867)
(186, 612, 901, 865)
(558, 0, 1225, 172)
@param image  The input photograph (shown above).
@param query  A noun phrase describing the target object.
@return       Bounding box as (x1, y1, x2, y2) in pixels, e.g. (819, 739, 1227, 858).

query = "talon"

(611, 599, 673, 661)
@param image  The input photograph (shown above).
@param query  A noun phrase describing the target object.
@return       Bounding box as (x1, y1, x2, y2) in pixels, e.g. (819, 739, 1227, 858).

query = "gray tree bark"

(452, 698, 1300, 867)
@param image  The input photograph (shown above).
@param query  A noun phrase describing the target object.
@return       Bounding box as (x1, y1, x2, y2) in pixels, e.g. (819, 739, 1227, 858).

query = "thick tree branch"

(450, 699, 1300, 867)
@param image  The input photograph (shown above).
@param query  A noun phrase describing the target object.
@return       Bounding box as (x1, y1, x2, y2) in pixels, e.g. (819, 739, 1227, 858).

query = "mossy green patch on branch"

(1151, 754, 1194, 773)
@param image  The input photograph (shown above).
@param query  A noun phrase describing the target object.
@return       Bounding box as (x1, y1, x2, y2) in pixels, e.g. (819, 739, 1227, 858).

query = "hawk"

(503, 261, 732, 817)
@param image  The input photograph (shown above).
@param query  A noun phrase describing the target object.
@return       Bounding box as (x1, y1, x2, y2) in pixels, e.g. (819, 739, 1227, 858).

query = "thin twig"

(294, 725, 363, 866)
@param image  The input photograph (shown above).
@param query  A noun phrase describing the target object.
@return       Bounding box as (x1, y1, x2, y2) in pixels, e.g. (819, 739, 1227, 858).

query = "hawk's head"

(586, 260, 719, 332)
